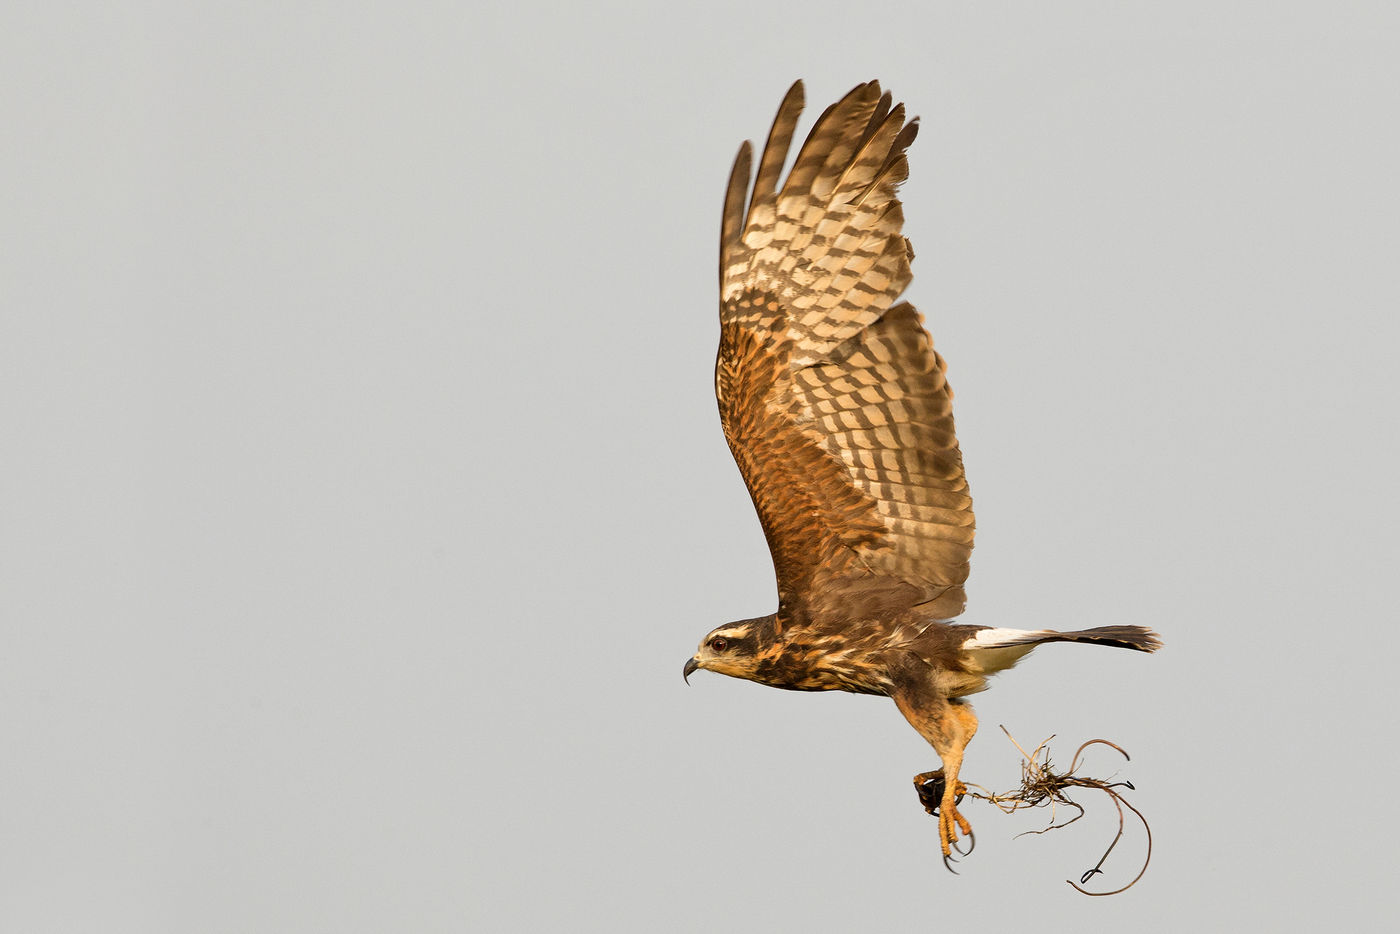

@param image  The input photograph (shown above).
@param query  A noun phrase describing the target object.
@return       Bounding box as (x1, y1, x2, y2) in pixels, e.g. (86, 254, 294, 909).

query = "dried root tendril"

(963, 726, 1153, 897)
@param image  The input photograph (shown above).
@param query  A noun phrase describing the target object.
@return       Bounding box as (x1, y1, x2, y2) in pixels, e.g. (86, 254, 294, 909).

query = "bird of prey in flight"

(683, 81, 1160, 862)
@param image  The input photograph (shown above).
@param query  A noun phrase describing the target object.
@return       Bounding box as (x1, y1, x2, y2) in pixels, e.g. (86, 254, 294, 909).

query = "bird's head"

(684, 622, 761, 683)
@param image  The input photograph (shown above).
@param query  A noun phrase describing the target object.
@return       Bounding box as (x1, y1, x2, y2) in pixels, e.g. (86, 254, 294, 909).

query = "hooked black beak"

(683, 657, 700, 683)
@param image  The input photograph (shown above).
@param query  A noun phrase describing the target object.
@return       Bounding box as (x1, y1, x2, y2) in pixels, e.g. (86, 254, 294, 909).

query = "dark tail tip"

(1074, 625, 1163, 653)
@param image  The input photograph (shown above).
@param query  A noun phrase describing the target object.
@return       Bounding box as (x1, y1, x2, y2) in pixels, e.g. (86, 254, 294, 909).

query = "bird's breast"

(751, 636, 895, 696)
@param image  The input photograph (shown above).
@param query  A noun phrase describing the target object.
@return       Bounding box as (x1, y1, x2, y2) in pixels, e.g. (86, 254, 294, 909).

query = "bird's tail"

(963, 625, 1162, 654)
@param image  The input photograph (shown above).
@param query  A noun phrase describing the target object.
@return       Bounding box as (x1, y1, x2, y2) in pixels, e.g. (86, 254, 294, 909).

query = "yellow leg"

(932, 709, 976, 857)
(895, 693, 979, 860)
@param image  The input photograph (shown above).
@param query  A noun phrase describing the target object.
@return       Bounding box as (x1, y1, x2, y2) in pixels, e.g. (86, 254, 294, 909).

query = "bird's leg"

(893, 689, 979, 861)
(929, 705, 976, 860)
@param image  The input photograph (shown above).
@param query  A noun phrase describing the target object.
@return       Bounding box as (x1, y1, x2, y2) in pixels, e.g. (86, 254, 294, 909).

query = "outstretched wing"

(716, 80, 974, 626)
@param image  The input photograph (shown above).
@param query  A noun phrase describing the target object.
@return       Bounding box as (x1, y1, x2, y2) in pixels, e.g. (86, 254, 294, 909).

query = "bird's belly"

(755, 660, 891, 696)
(752, 638, 897, 696)
(818, 661, 895, 696)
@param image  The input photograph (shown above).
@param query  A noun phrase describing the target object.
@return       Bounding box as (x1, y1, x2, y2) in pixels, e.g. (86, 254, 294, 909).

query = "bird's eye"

(709, 637, 729, 653)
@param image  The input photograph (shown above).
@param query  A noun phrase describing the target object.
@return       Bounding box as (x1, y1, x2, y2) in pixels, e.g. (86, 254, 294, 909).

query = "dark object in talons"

(913, 769, 965, 816)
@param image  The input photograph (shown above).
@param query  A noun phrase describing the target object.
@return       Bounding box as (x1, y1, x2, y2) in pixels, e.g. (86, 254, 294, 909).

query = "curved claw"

(940, 825, 975, 873)
(937, 799, 973, 861)
(915, 769, 975, 868)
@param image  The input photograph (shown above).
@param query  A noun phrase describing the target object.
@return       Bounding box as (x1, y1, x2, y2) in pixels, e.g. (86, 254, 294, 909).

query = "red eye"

(709, 637, 728, 652)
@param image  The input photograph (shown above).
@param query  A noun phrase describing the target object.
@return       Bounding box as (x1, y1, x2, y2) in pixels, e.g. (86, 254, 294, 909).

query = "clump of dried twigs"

(964, 726, 1152, 896)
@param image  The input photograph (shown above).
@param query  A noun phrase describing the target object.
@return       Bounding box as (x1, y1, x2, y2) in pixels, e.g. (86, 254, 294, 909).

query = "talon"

(915, 767, 975, 867)
(933, 791, 974, 866)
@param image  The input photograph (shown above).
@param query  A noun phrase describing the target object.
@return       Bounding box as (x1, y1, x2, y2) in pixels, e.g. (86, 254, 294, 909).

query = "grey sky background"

(4, 2, 1398, 931)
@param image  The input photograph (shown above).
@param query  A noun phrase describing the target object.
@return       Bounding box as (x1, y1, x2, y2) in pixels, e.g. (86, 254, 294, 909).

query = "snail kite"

(683, 81, 1161, 861)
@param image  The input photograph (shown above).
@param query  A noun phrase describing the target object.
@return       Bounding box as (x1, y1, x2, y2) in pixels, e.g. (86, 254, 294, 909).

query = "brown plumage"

(685, 81, 1161, 862)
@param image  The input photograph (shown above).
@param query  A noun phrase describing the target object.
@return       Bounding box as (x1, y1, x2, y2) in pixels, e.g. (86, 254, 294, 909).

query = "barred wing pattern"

(717, 81, 975, 626)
